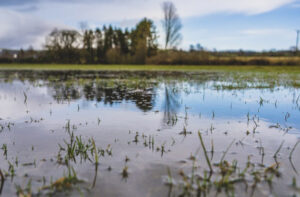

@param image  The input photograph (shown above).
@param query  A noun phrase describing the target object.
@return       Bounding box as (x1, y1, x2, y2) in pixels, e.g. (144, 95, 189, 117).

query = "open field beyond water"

(0, 65, 300, 197)
(0, 64, 300, 72)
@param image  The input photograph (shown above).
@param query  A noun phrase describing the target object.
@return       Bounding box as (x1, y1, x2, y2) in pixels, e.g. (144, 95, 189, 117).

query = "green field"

(0, 64, 300, 73)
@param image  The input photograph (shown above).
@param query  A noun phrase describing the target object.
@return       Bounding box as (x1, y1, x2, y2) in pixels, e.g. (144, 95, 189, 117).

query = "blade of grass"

(0, 169, 4, 195)
(289, 140, 300, 160)
(273, 140, 285, 158)
(220, 139, 235, 163)
(198, 131, 213, 173)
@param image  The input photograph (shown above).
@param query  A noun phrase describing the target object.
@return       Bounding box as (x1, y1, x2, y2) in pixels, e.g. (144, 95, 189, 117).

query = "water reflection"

(162, 86, 180, 127)
(51, 80, 156, 111)
(0, 70, 299, 129)
(0, 70, 300, 197)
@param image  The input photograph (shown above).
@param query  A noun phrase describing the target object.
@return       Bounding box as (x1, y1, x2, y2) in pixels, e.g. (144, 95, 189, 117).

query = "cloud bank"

(0, 0, 297, 49)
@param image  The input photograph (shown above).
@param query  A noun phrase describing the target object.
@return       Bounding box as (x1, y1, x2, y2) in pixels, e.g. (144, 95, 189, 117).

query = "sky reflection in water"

(0, 70, 300, 197)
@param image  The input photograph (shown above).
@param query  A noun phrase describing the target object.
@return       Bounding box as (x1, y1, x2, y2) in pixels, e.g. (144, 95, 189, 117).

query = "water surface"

(0, 69, 299, 197)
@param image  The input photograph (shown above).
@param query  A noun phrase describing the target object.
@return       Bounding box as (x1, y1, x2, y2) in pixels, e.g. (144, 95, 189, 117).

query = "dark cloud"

(17, 5, 39, 12)
(0, 0, 102, 6)
(0, 24, 52, 49)
(0, 0, 38, 6)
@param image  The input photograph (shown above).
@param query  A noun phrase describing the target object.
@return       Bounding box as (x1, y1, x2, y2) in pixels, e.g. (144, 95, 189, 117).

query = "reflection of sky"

(1, 77, 300, 196)
(154, 84, 300, 130)
(0, 79, 299, 133)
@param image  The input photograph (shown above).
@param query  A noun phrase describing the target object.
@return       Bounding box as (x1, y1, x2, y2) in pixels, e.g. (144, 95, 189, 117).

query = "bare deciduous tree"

(162, 1, 182, 49)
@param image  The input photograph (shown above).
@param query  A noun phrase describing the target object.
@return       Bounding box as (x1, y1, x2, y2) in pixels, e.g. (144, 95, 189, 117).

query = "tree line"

(0, 1, 184, 64)
(1, 1, 300, 65)
(43, 1, 182, 64)
(44, 18, 158, 64)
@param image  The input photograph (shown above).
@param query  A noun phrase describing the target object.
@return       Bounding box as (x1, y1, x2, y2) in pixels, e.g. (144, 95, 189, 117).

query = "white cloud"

(240, 28, 291, 36)
(197, 28, 295, 51)
(28, 0, 296, 23)
(175, 0, 295, 17)
(0, 8, 69, 49)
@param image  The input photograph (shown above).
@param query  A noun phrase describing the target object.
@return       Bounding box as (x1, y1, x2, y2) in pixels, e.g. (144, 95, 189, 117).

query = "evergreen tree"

(83, 29, 95, 63)
(95, 28, 104, 63)
(131, 18, 158, 64)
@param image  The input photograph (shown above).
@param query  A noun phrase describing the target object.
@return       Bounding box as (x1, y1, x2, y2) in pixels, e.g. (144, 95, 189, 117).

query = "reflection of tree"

(162, 86, 181, 127)
(0, 70, 197, 113)
(52, 84, 81, 100)
(90, 84, 155, 111)
(51, 81, 156, 112)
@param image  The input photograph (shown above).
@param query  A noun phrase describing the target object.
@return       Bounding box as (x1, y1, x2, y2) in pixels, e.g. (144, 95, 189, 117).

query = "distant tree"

(83, 29, 95, 63)
(95, 28, 104, 63)
(189, 44, 195, 52)
(115, 28, 130, 55)
(196, 43, 204, 51)
(45, 29, 80, 63)
(131, 18, 158, 64)
(79, 21, 89, 33)
(104, 25, 114, 55)
(162, 1, 182, 49)
(18, 49, 25, 60)
(106, 48, 122, 64)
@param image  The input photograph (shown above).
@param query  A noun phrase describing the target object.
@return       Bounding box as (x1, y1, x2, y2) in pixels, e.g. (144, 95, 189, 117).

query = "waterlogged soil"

(0, 69, 299, 197)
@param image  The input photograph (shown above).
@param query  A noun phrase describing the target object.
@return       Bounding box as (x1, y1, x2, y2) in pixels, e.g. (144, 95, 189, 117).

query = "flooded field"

(0, 68, 300, 197)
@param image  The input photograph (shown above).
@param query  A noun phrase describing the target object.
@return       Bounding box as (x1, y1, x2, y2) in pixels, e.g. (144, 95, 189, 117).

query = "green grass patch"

(0, 64, 300, 73)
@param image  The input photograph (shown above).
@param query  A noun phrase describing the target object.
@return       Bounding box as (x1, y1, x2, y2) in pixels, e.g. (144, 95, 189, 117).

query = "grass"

(1, 64, 300, 92)
(198, 131, 213, 173)
(41, 166, 80, 193)
(167, 145, 285, 197)
(0, 169, 4, 195)
(289, 140, 300, 160)
(273, 140, 285, 159)
(0, 64, 300, 73)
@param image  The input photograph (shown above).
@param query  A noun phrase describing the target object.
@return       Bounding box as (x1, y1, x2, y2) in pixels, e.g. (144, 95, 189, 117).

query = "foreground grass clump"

(165, 157, 282, 196)
(41, 166, 81, 193)
(15, 166, 81, 197)
(163, 132, 299, 197)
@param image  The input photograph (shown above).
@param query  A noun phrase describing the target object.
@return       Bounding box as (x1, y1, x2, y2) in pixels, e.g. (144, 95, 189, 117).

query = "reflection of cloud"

(0, 82, 53, 119)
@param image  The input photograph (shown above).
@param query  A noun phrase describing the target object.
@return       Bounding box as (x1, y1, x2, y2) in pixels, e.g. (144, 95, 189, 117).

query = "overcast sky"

(1, 0, 300, 51)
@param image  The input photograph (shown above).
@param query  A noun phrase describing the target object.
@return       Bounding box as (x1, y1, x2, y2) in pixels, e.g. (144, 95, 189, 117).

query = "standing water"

(0, 69, 299, 197)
